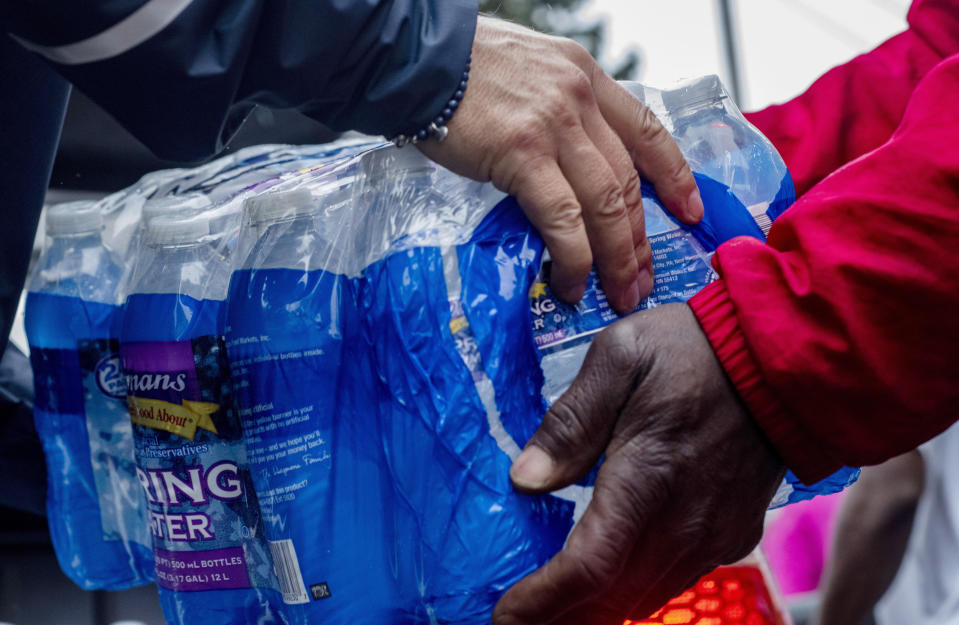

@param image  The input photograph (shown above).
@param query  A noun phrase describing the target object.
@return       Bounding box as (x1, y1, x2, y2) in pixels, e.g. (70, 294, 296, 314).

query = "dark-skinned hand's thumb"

(510, 322, 646, 493)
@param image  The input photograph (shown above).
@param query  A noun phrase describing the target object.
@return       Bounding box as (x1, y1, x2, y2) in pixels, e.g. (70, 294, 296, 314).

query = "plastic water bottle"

(119, 213, 283, 625)
(662, 75, 795, 227)
(357, 151, 486, 622)
(226, 187, 401, 624)
(25, 201, 154, 590)
(128, 194, 211, 259)
(352, 148, 576, 624)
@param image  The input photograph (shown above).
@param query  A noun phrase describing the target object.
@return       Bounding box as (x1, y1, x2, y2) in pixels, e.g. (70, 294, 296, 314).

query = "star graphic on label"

(529, 282, 548, 299)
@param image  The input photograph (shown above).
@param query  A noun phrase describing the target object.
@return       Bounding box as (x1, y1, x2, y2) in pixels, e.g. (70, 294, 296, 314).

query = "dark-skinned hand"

(492, 303, 787, 624)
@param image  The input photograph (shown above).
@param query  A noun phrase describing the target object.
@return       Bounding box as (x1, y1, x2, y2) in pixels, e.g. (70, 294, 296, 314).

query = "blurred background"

(2, 1, 912, 624)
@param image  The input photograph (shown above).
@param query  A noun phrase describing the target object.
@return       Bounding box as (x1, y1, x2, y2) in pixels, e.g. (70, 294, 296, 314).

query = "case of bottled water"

(23, 78, 857, 624)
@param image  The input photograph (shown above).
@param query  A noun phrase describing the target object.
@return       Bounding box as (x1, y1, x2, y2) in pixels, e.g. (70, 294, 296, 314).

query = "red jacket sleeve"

(744, 0, 959, 197)
(689, 53, 959, 483)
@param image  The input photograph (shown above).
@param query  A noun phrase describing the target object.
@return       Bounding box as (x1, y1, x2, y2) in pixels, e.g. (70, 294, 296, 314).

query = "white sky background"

(580, 0, 912, 111)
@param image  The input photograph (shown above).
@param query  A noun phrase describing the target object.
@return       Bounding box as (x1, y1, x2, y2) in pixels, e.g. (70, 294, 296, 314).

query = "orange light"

(693, 598, 721, 613)
(663, 609, 696, 624)
(722, 603, 746, 621)
(695, 618, 722, 625)
(668, 590, 696, 606)
(723, 582, 745, 601)
(698, 579, 719, 594)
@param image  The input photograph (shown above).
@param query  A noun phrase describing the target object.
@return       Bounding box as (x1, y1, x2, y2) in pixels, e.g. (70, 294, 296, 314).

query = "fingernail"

(623, 279, 641, 312)
(510, 446, 555, 490)
(636, 265, 653, 302)
(687, 188, 705, 222)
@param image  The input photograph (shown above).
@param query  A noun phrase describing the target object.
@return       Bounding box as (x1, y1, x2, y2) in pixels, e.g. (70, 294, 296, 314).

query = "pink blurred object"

(760, 492, 845, 596)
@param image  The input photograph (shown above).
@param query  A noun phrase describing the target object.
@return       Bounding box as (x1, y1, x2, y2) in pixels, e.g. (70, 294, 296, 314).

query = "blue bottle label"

(530, 178, 731, 353)
(226, 270, 344, 607)
(530, 235, 717, 354)
(122, 335, 276, 593)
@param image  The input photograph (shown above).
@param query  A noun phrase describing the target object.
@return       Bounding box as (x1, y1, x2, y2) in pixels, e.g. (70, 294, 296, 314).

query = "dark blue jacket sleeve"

(1, 0, 477, 161)
(0, 34, 69, 351)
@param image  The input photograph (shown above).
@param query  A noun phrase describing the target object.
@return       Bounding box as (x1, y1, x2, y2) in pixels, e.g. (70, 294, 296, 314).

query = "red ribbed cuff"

(689, 280, 834, 484)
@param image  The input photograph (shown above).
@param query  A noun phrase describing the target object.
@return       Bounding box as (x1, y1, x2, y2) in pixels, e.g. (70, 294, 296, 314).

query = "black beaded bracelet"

(389, 56, 471, 148)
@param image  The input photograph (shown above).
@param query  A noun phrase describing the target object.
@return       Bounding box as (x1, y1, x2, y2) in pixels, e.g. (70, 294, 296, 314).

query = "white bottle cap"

(243, 188, 315, 226)
(46, 201, 103, 236)
(146, 214, 210, 245)
(142, 194, 211, 223)
(360, 146, 433, 182)
(663, 75, 727, 115)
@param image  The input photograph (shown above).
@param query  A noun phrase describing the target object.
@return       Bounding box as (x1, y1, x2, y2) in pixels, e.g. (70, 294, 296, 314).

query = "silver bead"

(431, 123, 449, 142)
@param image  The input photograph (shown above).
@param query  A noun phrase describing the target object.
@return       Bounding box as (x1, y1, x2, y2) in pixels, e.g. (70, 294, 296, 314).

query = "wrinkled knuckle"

(606, 343, 638, 374)
(551, 197, 585, 232)
(594, 324, 638, 371)
(622, 170, 643, 207)
(598, 185, 627, 219)
(632, 106, 669, 149)
(634, 240, 652, 268)
(668, 158, 695, 188)
(566, 70, 596, 108)
(548, 100, 581, 132)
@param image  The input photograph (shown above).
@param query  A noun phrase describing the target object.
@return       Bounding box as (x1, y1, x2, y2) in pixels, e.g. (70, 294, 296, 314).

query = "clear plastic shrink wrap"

(24, 140, 377, 601)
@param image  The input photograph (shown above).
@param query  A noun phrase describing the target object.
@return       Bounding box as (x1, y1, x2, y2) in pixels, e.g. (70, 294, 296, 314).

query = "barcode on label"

(268, 539, 310, 604)
(748, 202, 773, 236)
(753, 212, 772, 236)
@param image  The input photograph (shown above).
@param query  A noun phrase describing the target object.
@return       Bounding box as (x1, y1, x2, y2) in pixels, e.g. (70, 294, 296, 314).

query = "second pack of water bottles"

(26, 76, 858, 625)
